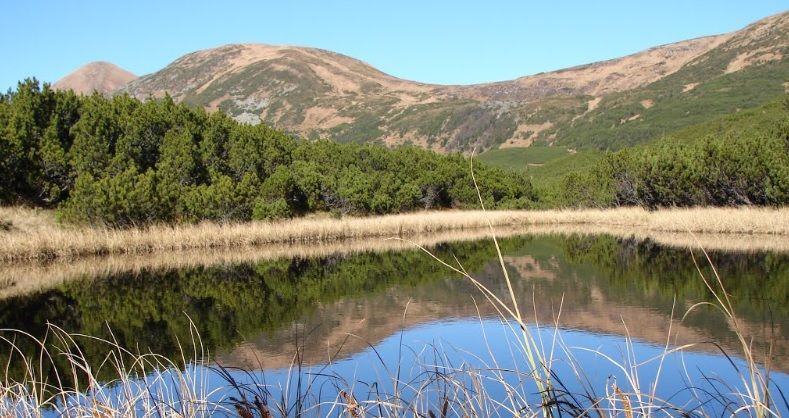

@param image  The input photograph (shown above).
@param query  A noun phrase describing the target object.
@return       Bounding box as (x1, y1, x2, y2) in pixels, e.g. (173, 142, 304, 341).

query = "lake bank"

(1, 206, 787, 261)
(3, 224, 789, 300)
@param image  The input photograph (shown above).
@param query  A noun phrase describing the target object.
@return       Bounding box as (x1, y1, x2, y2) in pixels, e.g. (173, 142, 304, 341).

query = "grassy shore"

(0, 206, 787, 261)
(2, 224, 789, 301)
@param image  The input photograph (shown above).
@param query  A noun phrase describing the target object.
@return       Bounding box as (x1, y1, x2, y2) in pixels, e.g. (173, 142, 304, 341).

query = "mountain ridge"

(57, 11, 789, 152)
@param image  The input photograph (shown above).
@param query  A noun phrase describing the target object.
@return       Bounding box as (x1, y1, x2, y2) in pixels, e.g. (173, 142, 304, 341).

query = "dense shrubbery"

(0, 80, 534, 226)
(553, 98, 789, 208)
(3, 79, 785, 219)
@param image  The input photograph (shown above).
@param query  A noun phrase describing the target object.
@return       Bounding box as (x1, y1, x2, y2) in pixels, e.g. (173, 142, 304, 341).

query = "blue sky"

(2, 1, 786, 91)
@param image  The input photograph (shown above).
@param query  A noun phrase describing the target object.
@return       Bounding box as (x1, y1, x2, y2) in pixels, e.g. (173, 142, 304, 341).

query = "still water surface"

(1, 234, 787, 415)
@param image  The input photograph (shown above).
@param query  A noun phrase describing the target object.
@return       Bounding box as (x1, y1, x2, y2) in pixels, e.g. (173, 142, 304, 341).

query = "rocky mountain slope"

(53, 61, 137, 95)
(63, 12, 788, 152)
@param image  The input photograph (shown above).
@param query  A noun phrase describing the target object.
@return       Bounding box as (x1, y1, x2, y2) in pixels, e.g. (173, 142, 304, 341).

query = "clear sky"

(2, 1, 786, 91)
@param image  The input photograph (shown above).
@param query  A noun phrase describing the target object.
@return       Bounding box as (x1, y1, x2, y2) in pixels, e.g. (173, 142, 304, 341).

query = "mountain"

(552, 11, 789, 149)
(113, 11, 787, 152)
(54, 61, 137, 95)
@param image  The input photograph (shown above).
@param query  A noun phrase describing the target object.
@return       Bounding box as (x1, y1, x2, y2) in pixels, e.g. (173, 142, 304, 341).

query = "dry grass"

(0, 324, 223, 417)
(2, 225, 788, 300)
(0, 228, 527, 299)
(0, 323, 548, 417)
(1, 206, 788, 299)
(4, 319, 773, 417)
(0, 206, 787, 262)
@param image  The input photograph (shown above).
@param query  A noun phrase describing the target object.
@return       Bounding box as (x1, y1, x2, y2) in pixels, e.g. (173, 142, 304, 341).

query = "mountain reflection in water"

(0, 234, 786, 386)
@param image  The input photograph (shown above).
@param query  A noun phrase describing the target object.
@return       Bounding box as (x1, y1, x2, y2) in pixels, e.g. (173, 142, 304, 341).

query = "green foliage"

(0, 79, 62, 203)
(62, 168, 159, 226)
(548, 99, 789, 208)
(69, 95, 121, 179)
(0, 80, 535, 225)
(182, 174, 251, 222)
(253, 197, 291, 220)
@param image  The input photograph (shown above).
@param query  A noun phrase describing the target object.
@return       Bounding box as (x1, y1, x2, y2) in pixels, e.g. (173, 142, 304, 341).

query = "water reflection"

(40, 320, 789, 417)
(0, 234, 786, 386)
(216, 236, 788, 373)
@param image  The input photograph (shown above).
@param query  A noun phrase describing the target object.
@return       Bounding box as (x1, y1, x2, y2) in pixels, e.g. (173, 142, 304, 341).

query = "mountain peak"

(54, 61, 137, 95)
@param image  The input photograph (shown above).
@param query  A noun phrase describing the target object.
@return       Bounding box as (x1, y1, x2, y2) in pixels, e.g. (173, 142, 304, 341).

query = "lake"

(0, 233, 786, 416)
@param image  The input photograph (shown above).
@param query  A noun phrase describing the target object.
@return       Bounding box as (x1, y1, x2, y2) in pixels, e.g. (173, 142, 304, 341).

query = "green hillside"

(486, 14, 789, 151)
(528, 150, 604, 186)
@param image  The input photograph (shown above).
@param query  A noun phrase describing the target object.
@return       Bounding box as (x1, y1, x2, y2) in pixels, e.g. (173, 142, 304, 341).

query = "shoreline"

(2, 224, 788, 300)
(0, 206, 787, 262)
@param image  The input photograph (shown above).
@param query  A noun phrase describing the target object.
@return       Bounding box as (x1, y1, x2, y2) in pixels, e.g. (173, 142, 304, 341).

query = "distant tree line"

(552, 98, 789, 208)
(0, 79, 534, 226)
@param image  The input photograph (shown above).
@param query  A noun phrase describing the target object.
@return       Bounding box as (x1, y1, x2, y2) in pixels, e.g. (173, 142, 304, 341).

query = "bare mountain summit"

(114, 11, 787, 151)
(54, 62, 137, 95)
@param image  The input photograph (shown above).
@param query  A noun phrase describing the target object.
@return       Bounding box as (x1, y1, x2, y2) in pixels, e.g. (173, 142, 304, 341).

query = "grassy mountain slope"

(552, 12, 789, 150)
(490, 96, 788, 206)
(477, 146, 573, 170)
